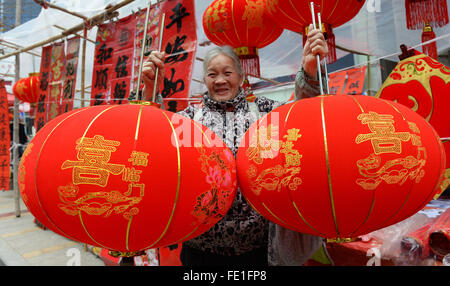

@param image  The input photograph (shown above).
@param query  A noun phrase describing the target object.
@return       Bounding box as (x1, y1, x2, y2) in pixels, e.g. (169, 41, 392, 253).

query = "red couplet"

(236, 95, 446, 241)
(19, 104, 237, 252)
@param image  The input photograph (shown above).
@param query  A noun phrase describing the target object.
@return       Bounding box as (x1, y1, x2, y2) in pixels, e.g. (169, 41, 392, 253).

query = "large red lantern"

(203, 0, 283, 77)
(12, 73, 40, 103)
(264, 0, 366, 63)
(376, 52, 450, 195)
(19, 103, 237, 254)
(237, 95, 446, 241)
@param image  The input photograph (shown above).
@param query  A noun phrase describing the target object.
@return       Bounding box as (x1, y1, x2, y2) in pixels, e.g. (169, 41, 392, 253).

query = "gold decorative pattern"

(245, 124, 303, 196)
(355, 110, 427, 191)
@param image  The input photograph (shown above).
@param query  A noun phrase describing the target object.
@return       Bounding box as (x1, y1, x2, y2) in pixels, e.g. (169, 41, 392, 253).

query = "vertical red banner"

(34, 45, 52, 131)
(48, 41, 65, 121)
(135, 0, 197, 111)
(0, 81, 10, 190)
(342, 66, 367, 95)
(61, 36, 81, 114)
(328, 70, 347, 95)
(91, 14, 136, 105)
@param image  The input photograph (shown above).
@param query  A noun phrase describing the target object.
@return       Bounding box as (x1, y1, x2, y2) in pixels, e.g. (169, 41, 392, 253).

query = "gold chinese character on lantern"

(61, 135, 125, 187)
(355, 111, 411, 154)
(128, 151, 149, 167)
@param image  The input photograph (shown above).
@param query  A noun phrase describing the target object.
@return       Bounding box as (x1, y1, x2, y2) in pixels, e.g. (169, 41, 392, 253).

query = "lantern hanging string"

(317, 12, 330, 94)
(152, 12, 166, 103)
(136, 0, 153, 101)
(310, 2, 324, 95)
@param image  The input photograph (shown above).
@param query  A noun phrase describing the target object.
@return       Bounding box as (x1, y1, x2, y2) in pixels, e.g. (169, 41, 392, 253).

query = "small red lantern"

(203, 0, 283, 78)
(12, 73, 40, 103)
(19, 104, 237, 253)
(264, 0, 366, 64)
(237, 95, 446, 241)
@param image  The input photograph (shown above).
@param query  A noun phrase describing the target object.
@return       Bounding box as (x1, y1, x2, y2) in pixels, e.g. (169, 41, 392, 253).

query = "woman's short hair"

(203, 45, 243, 78)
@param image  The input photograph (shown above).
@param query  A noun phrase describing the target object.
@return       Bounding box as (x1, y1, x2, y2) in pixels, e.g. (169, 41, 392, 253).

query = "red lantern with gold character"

(237, 95, 446, 241)
(376, 51, 450, 194)
(203, 0, 283, 78)
(264, 0, 366, 64)
(12, 73, 40, 103)
(19, 104, 237, 253)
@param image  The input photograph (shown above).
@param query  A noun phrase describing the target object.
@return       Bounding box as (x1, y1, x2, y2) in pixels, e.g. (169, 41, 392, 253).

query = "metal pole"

(310, 2, 324, 95)
(317, 13, 330, 94)
(136, 0, 153, 100)
(13, 0, 22, 217)
(152, 13, 165, 102)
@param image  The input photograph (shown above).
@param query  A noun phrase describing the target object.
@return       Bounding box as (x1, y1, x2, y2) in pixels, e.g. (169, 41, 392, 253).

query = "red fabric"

(328, 70, 347, 94)
(91, 14, 136, 106)
(47, 41, 65, 122)
(405, 0, 449, 30)
(12, 76, 40, 103)
(429, 208, 450, 260)
(134, 0, 198, 111)
(376, 53, 450, 195)
(61, 37, 81, 114)
(0, 81, 10, 190)
(237, 95, 445, 240)
(34, 44, 52, 131)
(342, 66, 366, 95)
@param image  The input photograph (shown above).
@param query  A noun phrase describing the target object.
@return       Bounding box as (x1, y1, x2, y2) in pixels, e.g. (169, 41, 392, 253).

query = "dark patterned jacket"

(177, 68, 323, 256)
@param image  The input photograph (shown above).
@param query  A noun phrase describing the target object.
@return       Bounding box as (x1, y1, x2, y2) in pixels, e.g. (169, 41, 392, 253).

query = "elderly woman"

(139, 24, 328, 266)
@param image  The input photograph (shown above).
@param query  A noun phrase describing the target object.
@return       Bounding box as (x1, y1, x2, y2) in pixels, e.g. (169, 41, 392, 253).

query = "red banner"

(328, 70, 347, 95)
(91, 14, 136, 105)
(48, 41, 65, 121)
(342, 66, 367, 95)
(135, 0, 197, 112)
(0, 81, 10, 190)
(34, 45, 52, 131)
(61, 36, 81, 114)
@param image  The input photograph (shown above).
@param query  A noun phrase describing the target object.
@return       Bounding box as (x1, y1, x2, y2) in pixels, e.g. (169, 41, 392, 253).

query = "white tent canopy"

(1, 0, 449, 103)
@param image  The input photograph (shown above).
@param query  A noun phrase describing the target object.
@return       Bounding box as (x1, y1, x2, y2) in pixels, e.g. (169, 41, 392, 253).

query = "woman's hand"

(142, 51, 166, 101)
(302, 24, 328, 80)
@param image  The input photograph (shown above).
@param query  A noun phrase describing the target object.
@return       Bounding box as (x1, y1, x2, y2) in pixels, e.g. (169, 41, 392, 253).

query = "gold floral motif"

(57, 184, 143, 220)
(18, 143, 33, 196)
(246, 127, 303, 196)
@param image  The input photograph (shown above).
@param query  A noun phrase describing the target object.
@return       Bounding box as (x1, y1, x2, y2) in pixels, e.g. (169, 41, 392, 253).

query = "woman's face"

(204, 54, 243, 102)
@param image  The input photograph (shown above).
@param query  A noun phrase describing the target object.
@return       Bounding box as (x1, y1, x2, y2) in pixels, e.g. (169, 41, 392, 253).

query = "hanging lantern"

(376, 51, 450, 196)
(203, 0, 283, 78)
(12, 73, 40, 103)
(405, 0, 449, 30)
(236, 95, 446, 242)
(19, 103, 237, 254)
(422, 22, 438, 60)
(264, 0, 366, 64)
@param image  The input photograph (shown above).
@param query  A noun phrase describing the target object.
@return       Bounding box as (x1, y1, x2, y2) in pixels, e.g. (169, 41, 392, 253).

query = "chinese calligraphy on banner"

(134, 0, 197, 111)
(61, 37, 81, 114)
(0, 81, 10, 190)
(91, 14, 137, 105)
(328, 66, 367, 95)
(34, 45, 52, 132)
(48, 41, 66, 122)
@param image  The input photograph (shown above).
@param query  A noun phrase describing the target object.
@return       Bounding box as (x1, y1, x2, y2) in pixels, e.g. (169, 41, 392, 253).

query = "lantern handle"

(136, 0, 153, 101)
(310, 2, 324, 95)
(152, 12, 166, 103)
